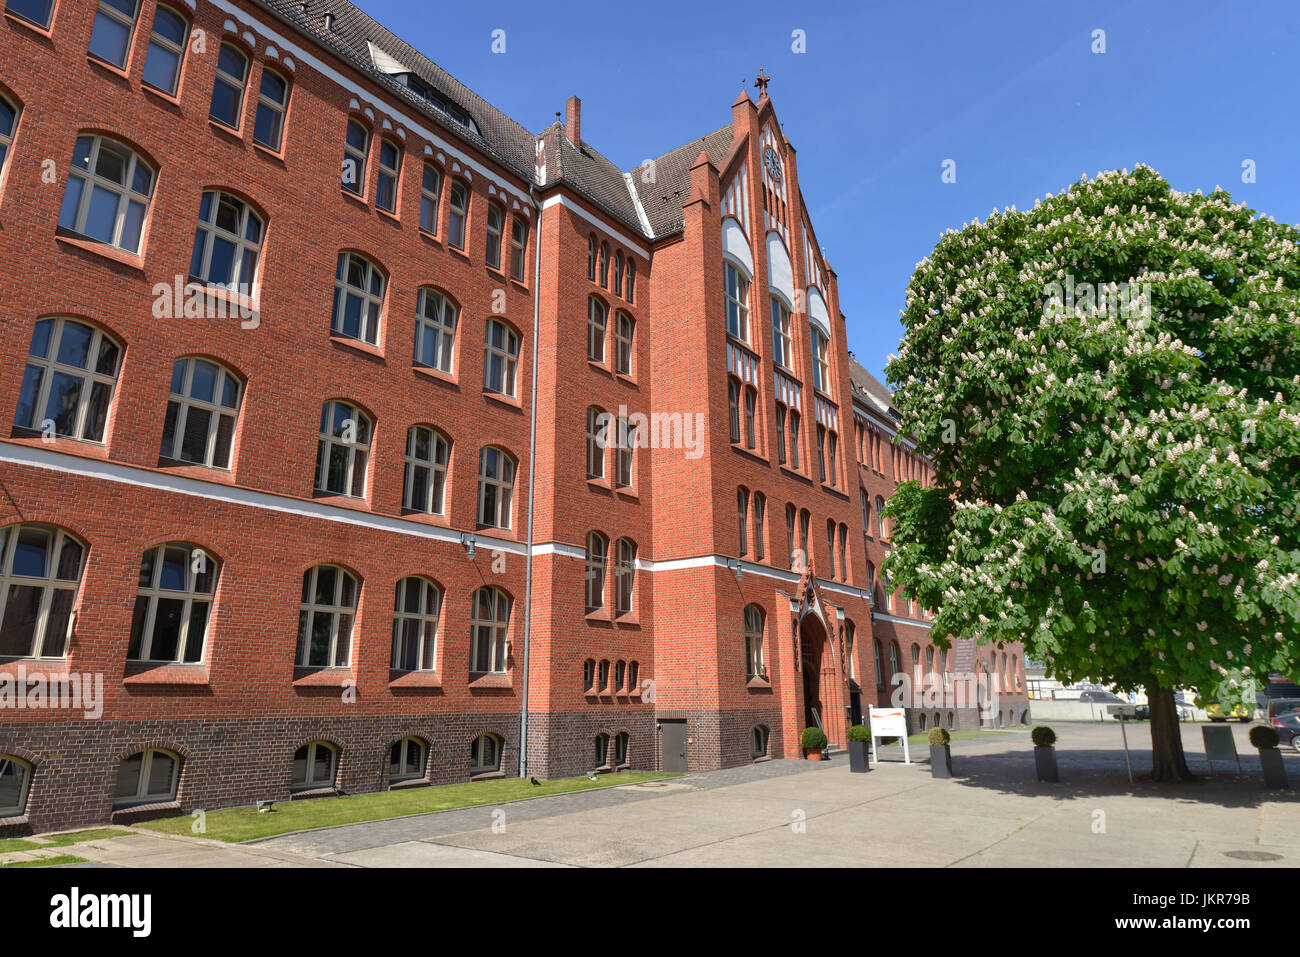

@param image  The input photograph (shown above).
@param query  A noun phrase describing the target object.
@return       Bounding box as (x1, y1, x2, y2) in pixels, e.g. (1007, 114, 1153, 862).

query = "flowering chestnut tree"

(884, 166, 1300, 780)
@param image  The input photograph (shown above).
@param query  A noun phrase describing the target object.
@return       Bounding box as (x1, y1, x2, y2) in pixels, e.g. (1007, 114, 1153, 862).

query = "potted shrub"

(929, 727, 952, 778)
(1250, 725, 1289, 789)
(801, 727, 828, 761)
(847, 724, 871, 772)
(1032, 725, 1059, 782)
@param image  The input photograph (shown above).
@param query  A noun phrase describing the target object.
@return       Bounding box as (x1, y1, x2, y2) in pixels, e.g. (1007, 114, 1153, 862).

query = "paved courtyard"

(52, 722, 1300, 868)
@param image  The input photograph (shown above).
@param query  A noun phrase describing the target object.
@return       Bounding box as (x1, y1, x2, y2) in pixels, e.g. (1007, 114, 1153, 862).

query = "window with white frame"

(331, 252, 385, 345)
(485, 202, 503, 269)
(587, 235, 596, 281)
(599, 242, 609, 287)
(414, 286, 457, 374)
(315, 400, 371, 498)
(770, 297, 792, 369)
(58, 135, 154, 253)
(0, 94, 15, 176)
(209, 43, 248, 129)
(752, 493, 766, 562)
(5, 0, 54, 29)
(376, 139, 400, 213)
(0, 757, 31, 817)
(476, 446, 515, 528)
(188, 191, 262, 294)
(15, 317, 121, 443)
(0, 524, 84, 659)
(614, 312, 633, 376)
(585, 406, 607, 480)
(89, 0, 140, 69)
(253, 68, 289, 151)
(587, 297, 607, 363)
(389, 737, 427, 783)
(724, 261, 750, 342)
(342, 119, 368, 194)
(483, 320, 519, 396)
(614, 538, 636, 616)
(613, 251, 624, 295)
(810, 325, 830, 393)
(447, 181, 468, 249)
(419, 163, 441, 233)
(585, 531, 606, 613)
(141, 5, 188, 94)
(625, 258, 636, 303)
(128, 543, 219, 663)
(737, 487, 748, 556)
(391, 577, 440, 672)
(402, 426, 450, 516)
(510, 217, 527, 281)
(470, 733, 501, 773)
(296, 565, 358, 668)
(292, 741, 336, 790)
(470, 587, 510, 674)
(114, 749, 179, 807)
(615, 418, 636, 488)
(745, 604, 765, 678)
(876, 496, 887, 538)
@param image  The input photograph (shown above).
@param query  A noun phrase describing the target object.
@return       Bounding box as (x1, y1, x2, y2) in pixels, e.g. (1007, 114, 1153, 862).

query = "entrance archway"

(799, 612, 829, 730)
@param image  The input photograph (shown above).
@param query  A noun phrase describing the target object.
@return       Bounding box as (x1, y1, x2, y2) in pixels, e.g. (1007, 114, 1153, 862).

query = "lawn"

(0, 827, 128, 854)
(137, 771, 677, 843)
(2, 854, 87, 868)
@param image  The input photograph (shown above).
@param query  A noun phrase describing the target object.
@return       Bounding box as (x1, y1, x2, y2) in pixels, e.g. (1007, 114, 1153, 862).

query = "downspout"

(518, 176, 543, 778)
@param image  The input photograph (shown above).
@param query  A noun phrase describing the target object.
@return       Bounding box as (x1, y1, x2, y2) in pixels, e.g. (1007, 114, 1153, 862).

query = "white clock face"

(764, 147, 782, 183)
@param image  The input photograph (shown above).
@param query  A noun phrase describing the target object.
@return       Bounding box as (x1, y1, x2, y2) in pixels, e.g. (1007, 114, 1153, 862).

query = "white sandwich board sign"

(868, 706, 910, 765)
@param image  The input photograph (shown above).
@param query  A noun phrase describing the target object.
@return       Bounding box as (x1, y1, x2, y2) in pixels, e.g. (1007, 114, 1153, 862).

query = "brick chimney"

(565, 96, 581, 146)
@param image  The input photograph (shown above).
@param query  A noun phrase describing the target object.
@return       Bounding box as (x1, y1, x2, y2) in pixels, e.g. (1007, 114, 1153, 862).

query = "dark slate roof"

(849, 358, 901, 423)
(629, 125, 735, 237)
(537, 123, 646, 235)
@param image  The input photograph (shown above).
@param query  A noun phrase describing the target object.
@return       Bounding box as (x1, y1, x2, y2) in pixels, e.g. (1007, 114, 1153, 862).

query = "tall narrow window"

(448, 181, 468, 249)
(342, 119, 368, 194)
(89, 0, 141, 70)
(594, 734, 609, 767)
(585, 532, 607, 613)
(414, 287, 457, 374)
(614, 313, 634, 376)
(485, 202, 503, 268)
(599, 242, 609, 287)
(860, 490, 871, 534)
(614, 732, 629, 765)
(788, 410, 800, 470)
(785, 504, 796, 570)
(0, 524, 84, 659)
(626, 259, 636, 303)
(745, 604, 765, 678)
(846, 621, 857, 681)
(613, 251, 624, 294)
(160, 357, 241, 469)
(419, 164, 441, 233)
(873, 638, 884, 686)
(615, 418, 636, 488)
(209, 44, 248, 129)
(743, 387, 757, 449)
(331, 251, 384, 345)
(376, 139, 400, 213)
(615, 539, 636, 616)
(799, 510, 811, 567)
(470, 587, 510, 673)
(0, 95, 15, 176)
(392, 577, 440, 672)
(510, 217, 528, 281)
(587, 234, 597, 281)
(188, 190, 262, 294)
(58, 135, 154, 254)
(810, 326, 830, 393)
(728, 378, 741, 444)
(296, 565, 358, 667)
(828, 430, 838, 486)
(838, 524, 848, 581)
(483, 320, 520, 396)
(314, 400, 370, 498)
(253, 68, 289, 151)
(142, 6, 188, 94)
(737, 488, 749, 556)
(128, 543, 219, 663)
(816, 425, 827, 483)
(587, 297, 607, 363)
(876, 496, 888, 539)
(402, 425, 450, 515)
(770, 297, 792, 369)
(826, 519, 836, 579)
(723, 261, 750, 342)
(752, 493, 766, 562)
(477, 446, 516, 529)
(15, 317, 121, 443)
(586, 407, 607, 480)
(775, 404, 787, 465)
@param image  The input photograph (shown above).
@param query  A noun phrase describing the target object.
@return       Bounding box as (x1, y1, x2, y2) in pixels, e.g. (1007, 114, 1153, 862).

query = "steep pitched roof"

(628, 125, 735, 237)
(849, 358, 901, 423)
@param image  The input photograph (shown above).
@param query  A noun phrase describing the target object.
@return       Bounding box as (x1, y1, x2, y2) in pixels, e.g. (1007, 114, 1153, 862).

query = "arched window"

(861, 490, 871, 534)
(142, 6, 189, 95)
(587, 234, 597, 281)
(627, 661, 639, 694)
(599, 242, 609, 287)
(391, 576, 441, 672)
(751, 725, 769, 760)
(744, 604, 765, 678)
(419, 164, 444, 234)
(752, 493, 766, 562)
(919, 712, 927, 731)
(825, 519, 836, 579)
(587, 296, 607, 362)
(332, 251, 385, 345)
(770, 296, 792, 369)
(59, 135, 154, 253)
(485, 201, 504, 269)
(210, 43, 249, 129)
(483, 319, 520, 396)
(585, 531, 607, 612)
(737, 487, 749, 556)
(0, 93, 16, 175)
(403, 425, 450, 515)
(925, 645, 935, 680)
(873, 639, 884, 687)
(799, 509, 811, 566)
(1011, 654, 1020, 689)
(845, 620, 857, 681)
(342, 118, 368, 194)
(0, 756, 32, 817)
(0, 524, 85, 659)
(15, 317, 122, 443)
(626, 258, 636, 303)
(586, 406, 608, 480)
(888, 641, 900, 681)
(615, 659, 626, 691)
(615, 417, 636, 488)
(470, 733, 501, 773)
(614, 731, 629, 765)
(809, 326, 830, 392)
(161, 357, 242, 469)
(583, 658, 595, 691)
(447, 181, 468, 249)
(477, 446, 516, 529)
(785, 504, 796, 570)
(911, 644, 921, 684)
(292, 741, 337, 790)
(415, 287, 457, 374)
(613, 251, 624, 293)
(723, 261, 750, 342)
(389, 737, 427, 783)
(882, 571, 894, 612)
(376, 138, 401, 213)
(470, 586, 510, 674)
(128, 543, 219, 663)
(614, 311, 634, 376)
(90, 0, 142, 70)
(593, 733, 609, 768)
(114, 748, 179, 807)
(876, 497, 888, 539)
(788, 409, 801, 470)
(189, 191, 263, 293)
(866, 561, 875, 598)
(727, 377, 741, 444)
(315, 400, 371, 498)
(743, 385, 757, 449)
(253, 67, 290, 151)
(510, 216, 528, 282)
(598, 659, 610, 691)
(296, 565, 358, 667)
(614, 539, 636, 616)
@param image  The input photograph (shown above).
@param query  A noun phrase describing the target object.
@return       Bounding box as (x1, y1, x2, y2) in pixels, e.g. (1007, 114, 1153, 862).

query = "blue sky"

(359, 0, 1300, 383)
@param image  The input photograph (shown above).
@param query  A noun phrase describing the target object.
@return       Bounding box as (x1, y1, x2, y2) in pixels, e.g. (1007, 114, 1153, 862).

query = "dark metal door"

(660, 720, 687, 772)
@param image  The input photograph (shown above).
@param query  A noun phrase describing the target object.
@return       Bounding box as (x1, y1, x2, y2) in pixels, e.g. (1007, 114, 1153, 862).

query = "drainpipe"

(518, 176, 543, 778)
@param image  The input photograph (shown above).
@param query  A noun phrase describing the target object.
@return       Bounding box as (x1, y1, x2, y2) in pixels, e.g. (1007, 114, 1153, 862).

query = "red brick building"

(0, 0, 1023, 832)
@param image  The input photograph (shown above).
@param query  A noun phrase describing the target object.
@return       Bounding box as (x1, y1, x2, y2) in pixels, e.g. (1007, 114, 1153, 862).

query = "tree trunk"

(1148, 676, 1194, 781)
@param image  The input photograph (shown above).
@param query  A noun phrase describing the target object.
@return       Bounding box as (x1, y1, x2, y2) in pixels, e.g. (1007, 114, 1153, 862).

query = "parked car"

(1206, 700, 1251, 722)
(1266, 698, 1300, 721)
(1079, 691, 1126, 704)
(1268, 709, 1300, 752)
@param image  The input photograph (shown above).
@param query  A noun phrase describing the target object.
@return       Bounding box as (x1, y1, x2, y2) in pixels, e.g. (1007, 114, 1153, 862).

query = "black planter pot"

(1034, 745, 1059, 782)
(930, 744, 952, 778)
(1259, 747, 1290, 789)
(848, 739, 870, 773)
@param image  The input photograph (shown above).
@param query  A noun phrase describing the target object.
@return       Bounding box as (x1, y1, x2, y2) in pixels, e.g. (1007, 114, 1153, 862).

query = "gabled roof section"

(849, 358, 902, 424)
(628, 125, 735, 238)
(537, 123, 648, 237)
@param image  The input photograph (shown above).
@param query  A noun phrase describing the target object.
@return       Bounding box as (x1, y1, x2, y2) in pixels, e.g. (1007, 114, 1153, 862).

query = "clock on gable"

(763, 145, 782, 184)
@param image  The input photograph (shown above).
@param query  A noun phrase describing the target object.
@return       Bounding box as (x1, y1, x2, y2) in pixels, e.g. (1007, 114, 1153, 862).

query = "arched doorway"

(799, 611, 829, 730)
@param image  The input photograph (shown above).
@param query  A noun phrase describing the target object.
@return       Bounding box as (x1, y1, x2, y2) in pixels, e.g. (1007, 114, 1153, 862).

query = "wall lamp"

(726, 558, 744, 581)
(459, 532, 476, 560)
